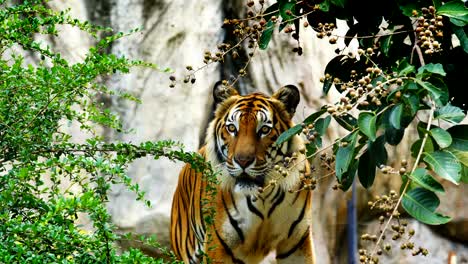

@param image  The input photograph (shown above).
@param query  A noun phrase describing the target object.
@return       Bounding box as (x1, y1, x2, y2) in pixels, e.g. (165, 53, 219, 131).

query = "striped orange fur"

(170, 84, 316, 263)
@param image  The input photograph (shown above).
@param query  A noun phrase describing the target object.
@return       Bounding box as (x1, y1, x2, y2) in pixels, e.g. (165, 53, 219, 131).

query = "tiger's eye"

(260, 126, 271, 134)
(227, 124, 236, 133)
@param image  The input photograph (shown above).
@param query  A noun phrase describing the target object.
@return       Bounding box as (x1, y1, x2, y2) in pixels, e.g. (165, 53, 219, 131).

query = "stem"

(370, 100, 435, 258)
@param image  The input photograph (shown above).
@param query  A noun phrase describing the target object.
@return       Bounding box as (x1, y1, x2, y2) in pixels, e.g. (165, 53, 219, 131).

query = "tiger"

(170, 83, 316, 264)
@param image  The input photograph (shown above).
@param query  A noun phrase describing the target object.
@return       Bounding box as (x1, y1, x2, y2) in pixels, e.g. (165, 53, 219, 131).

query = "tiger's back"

(170, 84, 316, 263)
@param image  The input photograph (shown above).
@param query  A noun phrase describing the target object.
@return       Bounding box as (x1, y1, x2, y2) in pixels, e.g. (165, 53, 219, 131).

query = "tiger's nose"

(234, 154, 255, 169)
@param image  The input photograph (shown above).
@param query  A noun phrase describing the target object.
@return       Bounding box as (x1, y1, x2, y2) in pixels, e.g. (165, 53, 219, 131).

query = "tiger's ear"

(272, 85, 300, 116)
(213, 81, 239, 104)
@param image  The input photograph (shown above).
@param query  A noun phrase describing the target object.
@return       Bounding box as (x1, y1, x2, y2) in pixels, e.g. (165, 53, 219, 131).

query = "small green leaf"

(434, 104, 465, 123)
(358, 112, 377, 141)
(437, 1, 468, 27)
(335, 131, 358, 181)
(389, 104, 403, 129)
(275, 124, 302, 145)
(409, 168, 445, 193)
(424, 150, 461, 184)
(402, 188, 451, 225)
(259, 21, 275, 50)
(430, 127, 452, 148)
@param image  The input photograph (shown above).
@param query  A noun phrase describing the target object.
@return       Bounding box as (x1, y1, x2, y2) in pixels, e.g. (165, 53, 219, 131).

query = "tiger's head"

(205, 83, 308, 193)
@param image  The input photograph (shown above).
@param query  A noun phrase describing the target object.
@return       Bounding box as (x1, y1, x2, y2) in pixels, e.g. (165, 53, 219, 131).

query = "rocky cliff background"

(43, 0, 467, 263)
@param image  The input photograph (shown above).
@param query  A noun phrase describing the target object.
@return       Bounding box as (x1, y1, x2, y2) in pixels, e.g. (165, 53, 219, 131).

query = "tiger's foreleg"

(275, 228, 316, 264)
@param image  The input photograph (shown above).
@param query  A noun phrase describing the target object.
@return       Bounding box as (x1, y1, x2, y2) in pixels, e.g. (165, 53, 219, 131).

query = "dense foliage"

(0, 1, 216, 263)
(185, 0, 467, 262)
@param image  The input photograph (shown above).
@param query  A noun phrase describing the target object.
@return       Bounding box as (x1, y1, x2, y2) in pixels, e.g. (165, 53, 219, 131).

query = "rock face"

(43, 0, 467, 262)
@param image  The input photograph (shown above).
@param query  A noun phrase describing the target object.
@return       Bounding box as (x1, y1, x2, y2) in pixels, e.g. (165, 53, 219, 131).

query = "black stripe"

(268, 189, 285, 217)
(246, 195, 264, 220)
(264, 186, 276, 200)
(270, 187, 282, 203)
(292, 190, 301, 204)
(288, 193, 310, 238)
(230, 191, 238, 212)
(222, 194, 245, 242)
(215, 229, 245, 264)
(276, 227, 310, 259)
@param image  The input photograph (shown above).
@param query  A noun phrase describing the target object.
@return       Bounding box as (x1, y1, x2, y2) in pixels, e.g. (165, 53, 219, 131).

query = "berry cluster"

(413, 6, 444, 54)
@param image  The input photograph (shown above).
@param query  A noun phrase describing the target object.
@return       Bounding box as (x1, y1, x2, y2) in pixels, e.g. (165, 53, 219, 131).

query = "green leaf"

(275, 124, 302, 145)
(430, 127, 452, 148)
(335, 131, 358, 181)
(461, 164, 468, 183)
(319, 0, 330, 11)
(423, 150, 461, 184)
(452, 25, 468, 53)
(415, 79, 449, 106)
(259, 21, 275, 50)
(437, 1, 468, 27)
(447, 148, 468, 167)
(333, 113, 357, 131)
(446, 125, 468, 166)
(315, 116, 331, 136)
(447, 125, 468, 151)
(358, 112, 377, 141)
(397, 59, 416, 76)
(434, 104, 466, 123)
(409, 168, 445, 193)
(358, 150, 375, 188)
(330, 0, 346, 8)
(411, 138, 435, 158)
(340, 159, 358, 191)
(279, 2, 296, 22)
(389, 104, 403, 129)
(402, 188, 451, 225)
(303, 108, 327, 124)
(417, 63, 446, 77)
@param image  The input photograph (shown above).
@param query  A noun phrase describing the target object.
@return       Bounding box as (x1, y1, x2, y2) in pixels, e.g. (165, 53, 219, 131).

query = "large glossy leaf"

(417, 63, 446, 78)
(358, 112, 376, 141)
(423, 150, 461, 184)
(446, 125, 468, 166)
(340, 159, 358, 191)
(275, 124, 302, 145)
(415, 79, 449, 106)
(335, 131, 358, 181)
(333, 113, 357, 131)
(452, 25, 468, 53)
(402, 188, 451, 225)
(409, 168, 445, 193)
(437, 0, 468, 27)
(430, 127, 452, 148)
(358, 150, 375, 188)
(411, 138, 435, 158)
(434, 104, 465, 123)
(303, 108, 327, 124)
(315, 116, 331, 136)
(370, 135, 388, 166)
(389, 104, 403, 129)
(397, 59, 416, 76)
